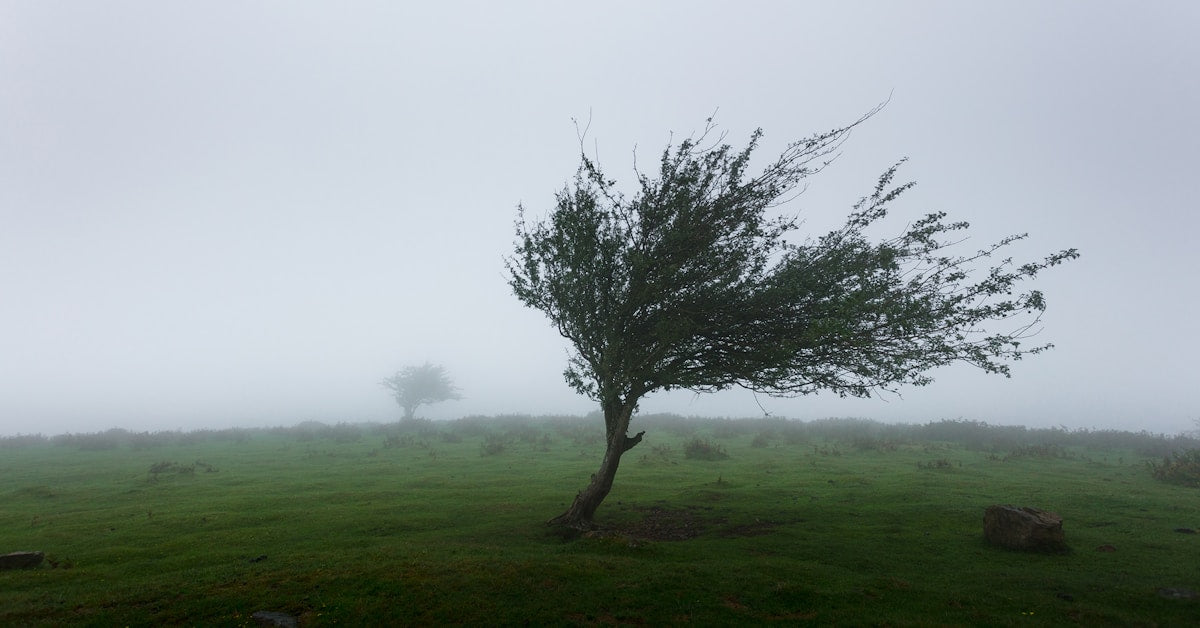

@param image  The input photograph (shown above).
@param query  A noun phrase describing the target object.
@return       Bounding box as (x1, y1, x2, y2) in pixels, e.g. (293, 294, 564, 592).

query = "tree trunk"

(549, 404, 644, 530)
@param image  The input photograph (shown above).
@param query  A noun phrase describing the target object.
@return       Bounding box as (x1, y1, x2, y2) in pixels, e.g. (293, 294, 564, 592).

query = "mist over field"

(2, 1, 1198, 437)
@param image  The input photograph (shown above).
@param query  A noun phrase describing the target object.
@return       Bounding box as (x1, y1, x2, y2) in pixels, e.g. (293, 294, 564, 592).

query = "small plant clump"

(812, 444, 843, 457)
(148, 460, 217, 480)
(1147, 449, 1200, 487)
(1004, 444, 1071, 461)
(852, 436, 900, 452)
(684, 438, 728, 461)
(480, 434, 507, 456)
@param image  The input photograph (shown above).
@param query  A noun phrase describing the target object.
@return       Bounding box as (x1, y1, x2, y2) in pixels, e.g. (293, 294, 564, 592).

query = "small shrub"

(480, 435, 507, 456)
(852, 436, 900, 452)
(750, 433, 771, 448)
(0, 434, 48, 449)
(383, 434, 427, 449)
(506, 424, 540, 444)
(1148, 449, 1200, 487)
(917, 458, 955, 470)
(149, 461, 174, 477)
(684, 438, 728, 461)
(148, 461, 195, 481)
(193, 460, 217, 473)
(1004, 444, 1070, 461)
(811, 444, 842, 457)
(53, 429, 129, 451)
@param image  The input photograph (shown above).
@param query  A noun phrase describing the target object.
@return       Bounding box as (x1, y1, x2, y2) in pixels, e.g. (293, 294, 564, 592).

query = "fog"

(2, 1, 1197, 437)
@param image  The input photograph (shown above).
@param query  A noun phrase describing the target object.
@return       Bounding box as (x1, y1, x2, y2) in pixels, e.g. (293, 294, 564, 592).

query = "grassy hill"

(2, 416, 1198, 625)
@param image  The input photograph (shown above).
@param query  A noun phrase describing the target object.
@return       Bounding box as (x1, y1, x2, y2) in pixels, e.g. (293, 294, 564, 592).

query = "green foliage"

(380, 362, 462, 420)
(1005, 443, 1072, 460)
(480, 434, 507, 456)
(0, 433, 48, 449)
(507, 111, 1077, 409)
(1147, 449, 1200, 487)
(684, 437, 729, 461)
(507, 111, 1076, 524)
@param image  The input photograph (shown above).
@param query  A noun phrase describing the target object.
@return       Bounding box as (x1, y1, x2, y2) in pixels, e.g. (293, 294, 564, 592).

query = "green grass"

(2, 417, 1199, 626)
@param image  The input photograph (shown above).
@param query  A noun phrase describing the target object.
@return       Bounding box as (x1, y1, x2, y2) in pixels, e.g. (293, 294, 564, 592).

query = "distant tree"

(507, 110, 1078, 529)
(380, 362, 462, 421)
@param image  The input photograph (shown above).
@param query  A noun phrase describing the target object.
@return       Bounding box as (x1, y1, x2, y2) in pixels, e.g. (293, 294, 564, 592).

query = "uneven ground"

(1, 416, 1198, 626)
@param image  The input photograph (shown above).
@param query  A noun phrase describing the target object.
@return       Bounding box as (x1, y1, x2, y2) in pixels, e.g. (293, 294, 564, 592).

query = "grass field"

(2, 415, 1199, 626)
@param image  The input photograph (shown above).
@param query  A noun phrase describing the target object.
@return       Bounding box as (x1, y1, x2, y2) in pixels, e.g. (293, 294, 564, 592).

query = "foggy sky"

(2, 1, 1197, 437)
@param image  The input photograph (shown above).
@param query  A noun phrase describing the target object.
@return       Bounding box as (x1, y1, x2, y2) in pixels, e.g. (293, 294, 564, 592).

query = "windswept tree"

(380, 362, 462, 421)
(507, 111, 1077, 529)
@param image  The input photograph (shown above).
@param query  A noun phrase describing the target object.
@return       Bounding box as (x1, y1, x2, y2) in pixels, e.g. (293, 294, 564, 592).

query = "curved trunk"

(548, 402, 644, 530)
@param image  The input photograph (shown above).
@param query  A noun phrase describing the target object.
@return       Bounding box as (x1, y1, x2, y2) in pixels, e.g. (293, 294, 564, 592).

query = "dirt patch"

(615, 506, 721, 541)
(611, 506, 792, 541)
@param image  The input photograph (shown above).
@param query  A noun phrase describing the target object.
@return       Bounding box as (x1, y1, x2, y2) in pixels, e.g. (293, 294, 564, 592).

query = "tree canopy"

(380, 362, 462, 421)
(507, 112, 1077, 528)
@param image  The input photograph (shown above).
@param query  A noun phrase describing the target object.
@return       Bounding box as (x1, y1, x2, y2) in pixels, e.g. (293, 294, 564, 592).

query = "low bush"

(148, 460, 217, 480)
(1147, 449, 1200, 487)
(148, 461, 193, 480)
(480, 434, 507, 456)
(811, 444, 843, 457)
(852, 436, 901, 452)
(0, 433, 48, 449)
(684, 438, 728, 461)
(1004, 444, 1070, 460)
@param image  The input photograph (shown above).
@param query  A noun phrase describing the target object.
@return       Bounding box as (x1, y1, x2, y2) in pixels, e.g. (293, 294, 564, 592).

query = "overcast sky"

(2, 1, 1197, 437)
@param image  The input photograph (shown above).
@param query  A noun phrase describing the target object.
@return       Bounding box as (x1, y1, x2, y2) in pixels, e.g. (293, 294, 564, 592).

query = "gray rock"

(0, 551, 44, 570)
(251, 610, 298, 627)
(1157, 587, 1199, 600)
(984, 505, 1068, 553)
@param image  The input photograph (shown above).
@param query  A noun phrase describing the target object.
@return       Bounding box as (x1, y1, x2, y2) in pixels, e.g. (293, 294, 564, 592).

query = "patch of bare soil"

(620, 506, 716, 541)
(604, 505, 786, 541)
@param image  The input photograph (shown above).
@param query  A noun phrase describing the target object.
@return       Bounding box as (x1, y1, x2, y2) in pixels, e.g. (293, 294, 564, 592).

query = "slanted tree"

(380, 362, 462, 421)
(506, 111, 1078, 529)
